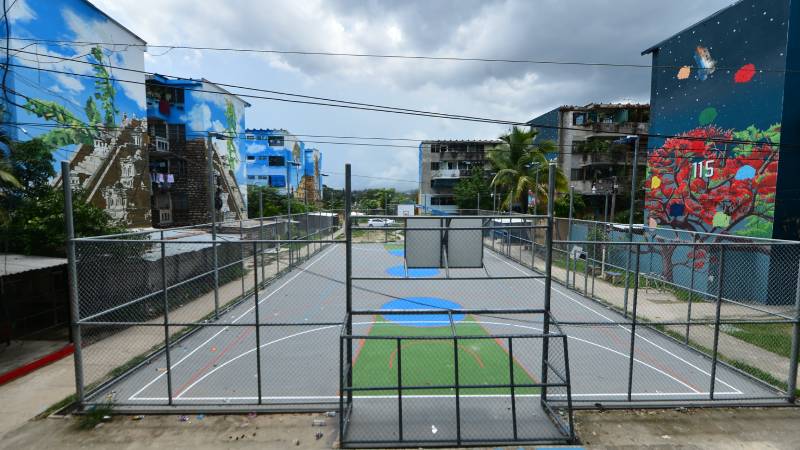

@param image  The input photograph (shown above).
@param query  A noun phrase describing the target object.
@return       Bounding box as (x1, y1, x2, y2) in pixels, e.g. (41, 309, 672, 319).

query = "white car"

(367, 218, 396, 227)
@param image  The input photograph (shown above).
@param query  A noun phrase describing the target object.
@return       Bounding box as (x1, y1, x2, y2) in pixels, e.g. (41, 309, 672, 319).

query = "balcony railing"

(431, 169, 461, 179)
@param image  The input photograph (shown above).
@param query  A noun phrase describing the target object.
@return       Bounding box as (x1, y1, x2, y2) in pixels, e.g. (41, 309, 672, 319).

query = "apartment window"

(245, 134, 256, 140)
(247, 156, 255, 161)
(248, 175, 256, 180)
(173, 193, 189, 211)
(270, 175, 286, 187)
(269, 156, 285, 166)
(168, 124, 185, 146)
(258, 175, 269, 180)
(431, 196, 455, 206)
(268, 136, 284, 146)
(148, 120, 167, 139)
(257, 156, 268, 161)
(573, 113, 587, 126)
(430, 162, 440, 171)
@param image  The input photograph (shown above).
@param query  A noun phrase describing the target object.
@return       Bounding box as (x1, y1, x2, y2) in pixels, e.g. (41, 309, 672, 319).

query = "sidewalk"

(0, 240, 330, 439)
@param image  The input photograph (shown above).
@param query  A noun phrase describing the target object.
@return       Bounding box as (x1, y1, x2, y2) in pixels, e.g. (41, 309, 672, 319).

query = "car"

(367, 218, 396, 227)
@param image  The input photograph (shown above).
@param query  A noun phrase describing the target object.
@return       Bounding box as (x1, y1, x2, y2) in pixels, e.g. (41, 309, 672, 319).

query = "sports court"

(88, 239, 776, 409)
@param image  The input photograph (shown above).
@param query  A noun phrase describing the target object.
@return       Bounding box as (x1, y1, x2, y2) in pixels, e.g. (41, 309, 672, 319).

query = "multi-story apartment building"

(418, 140, 501, 213)
(242, 129, 323, 203)
(527, 103, 649, 217)
(145, 74, 250, 227)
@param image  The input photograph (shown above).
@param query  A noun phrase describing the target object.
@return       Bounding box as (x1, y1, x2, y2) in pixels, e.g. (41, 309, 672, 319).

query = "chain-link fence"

(72, 212, 343, 410)
(487, 215, 800, 406)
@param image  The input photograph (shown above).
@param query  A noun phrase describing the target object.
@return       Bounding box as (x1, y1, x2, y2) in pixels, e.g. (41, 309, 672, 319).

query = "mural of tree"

(223, 99, 238, 167)
(644, 123, 779, 282)
(20, 46, 117, 150)
(645, 124, 779, 237)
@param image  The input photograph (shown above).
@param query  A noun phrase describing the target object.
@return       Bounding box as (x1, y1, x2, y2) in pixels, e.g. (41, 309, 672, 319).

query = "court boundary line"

(127, 244, 340, 401)
(486, 250, 743, 394)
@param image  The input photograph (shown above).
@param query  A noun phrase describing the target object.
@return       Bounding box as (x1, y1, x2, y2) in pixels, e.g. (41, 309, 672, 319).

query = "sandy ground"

(1, 407, 799, 449)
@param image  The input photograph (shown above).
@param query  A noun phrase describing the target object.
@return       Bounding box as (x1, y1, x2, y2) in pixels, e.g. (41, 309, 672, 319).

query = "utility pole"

(617, 135, 640, 317)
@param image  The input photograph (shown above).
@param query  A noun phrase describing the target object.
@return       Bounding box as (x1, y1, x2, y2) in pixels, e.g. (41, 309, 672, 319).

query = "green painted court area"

(352, 316, 540, 395)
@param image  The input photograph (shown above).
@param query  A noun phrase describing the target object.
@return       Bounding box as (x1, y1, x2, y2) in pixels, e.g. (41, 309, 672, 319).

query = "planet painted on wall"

(712, 211, 731, 228)
(698, 107, 718, 125)
(734, 63, 757, 83)
(735, 165, 756, 180)
(676, 65, 691, 80)
(651, 175, 661, 189)
(694, 46, 716, 81)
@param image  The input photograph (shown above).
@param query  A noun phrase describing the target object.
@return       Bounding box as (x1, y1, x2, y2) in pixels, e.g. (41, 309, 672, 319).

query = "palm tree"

(487, 126, 567, 212)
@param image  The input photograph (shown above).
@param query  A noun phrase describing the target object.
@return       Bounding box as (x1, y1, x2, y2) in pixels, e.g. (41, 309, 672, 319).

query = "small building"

(527, 103, 650, 218)
(418, 140, 501, 214)
(1, 0, 150, 227)
(243, 129, 324, 204)
(145, 75, 250, 226)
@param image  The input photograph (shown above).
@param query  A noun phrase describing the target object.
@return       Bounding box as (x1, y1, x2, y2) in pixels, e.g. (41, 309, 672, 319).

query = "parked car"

(367, 218, 396, 227)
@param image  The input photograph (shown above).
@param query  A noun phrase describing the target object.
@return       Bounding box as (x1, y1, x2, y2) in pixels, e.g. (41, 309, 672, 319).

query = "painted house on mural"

(146, 74, 249, 227)
(1, 0, 150, 227)
(243, 129, 324, 203)
(641, 0, 800, 305)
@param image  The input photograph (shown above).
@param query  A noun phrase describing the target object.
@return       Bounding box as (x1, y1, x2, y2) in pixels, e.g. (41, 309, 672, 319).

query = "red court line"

(0, 343, 74, 386)
(174, 327, 254, 397)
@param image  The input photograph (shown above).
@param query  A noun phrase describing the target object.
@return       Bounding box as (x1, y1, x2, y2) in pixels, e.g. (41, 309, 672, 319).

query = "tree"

(453, 168, 491, 210)
(0, 138, 122, 256)
(554, 191, 586, 218)
(246, 184, 315, 219)
(322, 185, 344, 210)
(488, 126, 567, 212)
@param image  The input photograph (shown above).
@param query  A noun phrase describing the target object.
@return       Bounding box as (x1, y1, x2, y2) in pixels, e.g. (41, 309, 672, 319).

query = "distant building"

(1, 0, 150, 227)
(243, 129, 324, 203)
(145, 74, 250, 227)
(418, 140, 501, 213)
(642, 0, 799, 240)
(527, 103, 649, 217)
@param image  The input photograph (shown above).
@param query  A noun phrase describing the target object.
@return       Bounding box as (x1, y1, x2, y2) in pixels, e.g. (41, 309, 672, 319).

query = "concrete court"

(87, 241, 779, 414)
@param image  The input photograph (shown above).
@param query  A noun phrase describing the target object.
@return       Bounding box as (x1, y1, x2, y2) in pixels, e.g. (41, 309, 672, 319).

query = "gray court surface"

(89, 242, 780, 411)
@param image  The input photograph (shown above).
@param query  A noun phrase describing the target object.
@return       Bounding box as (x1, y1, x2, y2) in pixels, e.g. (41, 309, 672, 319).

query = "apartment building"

(418, 140, 501, 213)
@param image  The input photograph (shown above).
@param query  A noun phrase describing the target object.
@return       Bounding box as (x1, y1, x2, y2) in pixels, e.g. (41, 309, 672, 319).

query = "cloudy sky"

(92, 0, 734, 189)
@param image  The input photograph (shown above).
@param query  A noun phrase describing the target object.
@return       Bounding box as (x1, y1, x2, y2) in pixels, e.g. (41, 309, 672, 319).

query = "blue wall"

(1, 0, 150, 226)
(243, 129, 322, 198)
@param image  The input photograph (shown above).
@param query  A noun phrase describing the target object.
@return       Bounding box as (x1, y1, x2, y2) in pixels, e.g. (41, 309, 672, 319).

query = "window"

(430, 162, 439, 171)
(257, 156, 268, 161)
(246, 134, 256, 140)
(247, 156, 255, 161)
(269, 156, 285, 166)
(148, 120, 167, 139)
(168, 124, 185, 146)
(248, 175, 256, 180)
(173, 193, 189, 211)
(268, 136, 284, 147)
(573, 113, 587, 126)
(258, 175, 269, 180)
(270, 175, 286, 187)
(431, 196, 455, 206)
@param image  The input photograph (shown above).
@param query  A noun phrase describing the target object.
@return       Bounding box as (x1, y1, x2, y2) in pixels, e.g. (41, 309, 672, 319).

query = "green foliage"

(322, 185, 344, 210)
(453, 168, 491, 210)
(733, 216, 773, 238)
(246, 184, 315, 219)
(488, 126, 566, 212)
(352, 188, 414, 211)
(22, 98, 96, 148)
(224, 100, 239, 166)
(554, 191, 586, 218)
(77, 400, 114, 430)
(1, 139, 123, 256)
(89, 47, 118, 127)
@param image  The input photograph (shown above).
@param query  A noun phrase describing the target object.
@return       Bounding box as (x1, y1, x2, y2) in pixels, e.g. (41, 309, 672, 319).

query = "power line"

(4, 57, 793, 151)
(5, 121, 783, 163)
(6, 36, 799, 74)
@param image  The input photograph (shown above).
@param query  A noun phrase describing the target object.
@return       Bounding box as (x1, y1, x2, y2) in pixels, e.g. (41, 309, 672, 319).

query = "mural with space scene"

(1, 0, 150, 226)
(644, 0, 789, 239)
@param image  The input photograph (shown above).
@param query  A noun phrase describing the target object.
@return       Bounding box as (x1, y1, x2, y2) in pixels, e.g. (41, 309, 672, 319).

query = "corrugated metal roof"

(0, 254, 67, 277)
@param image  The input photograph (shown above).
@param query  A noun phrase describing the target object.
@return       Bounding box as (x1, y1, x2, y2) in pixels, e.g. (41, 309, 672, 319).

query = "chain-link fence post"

(208, 135, 220, 319)
(541, 163, 556, 403)
(240, 220, 245, 297)
(62, 161, 84, 407)
(161, 234, 174, 405)
(685, 235, 698, 345)
(787, 258, 800, 403)
(253, 241, 263, 405)
(709, 246, 726, 400)
(508, 337, 518, 440)
(259, 190, 265, 283)
(275, 222, 280, 276)
(344, 164, 353, 407)
(626, 243, 641, 401)
(396, 338, 403, 441)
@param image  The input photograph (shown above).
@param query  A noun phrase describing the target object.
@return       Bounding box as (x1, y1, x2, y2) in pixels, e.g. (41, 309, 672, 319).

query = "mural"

(243, 129, 323, 201)
(644, 0, 790, 239)
(1, 0, 149, 226)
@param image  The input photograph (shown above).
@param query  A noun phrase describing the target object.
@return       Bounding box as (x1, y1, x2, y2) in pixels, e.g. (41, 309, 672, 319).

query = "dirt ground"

(1, 407, 799, 449)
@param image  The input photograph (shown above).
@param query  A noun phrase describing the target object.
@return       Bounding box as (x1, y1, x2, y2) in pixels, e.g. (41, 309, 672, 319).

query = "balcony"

(431, 169, 461, 179)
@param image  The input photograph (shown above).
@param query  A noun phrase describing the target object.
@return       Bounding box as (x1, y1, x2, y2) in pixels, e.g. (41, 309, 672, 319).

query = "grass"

(76, 400, 114, 430)
(352, 316, 539, 395)
(723, 323, 794, 359)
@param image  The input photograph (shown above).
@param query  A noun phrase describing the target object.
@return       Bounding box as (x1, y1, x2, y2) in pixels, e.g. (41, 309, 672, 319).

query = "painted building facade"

(243, 129, 323, 203)
(145, 74, 249, 226)
(643, 0, 800, 240)
(1, 0, 150, 227)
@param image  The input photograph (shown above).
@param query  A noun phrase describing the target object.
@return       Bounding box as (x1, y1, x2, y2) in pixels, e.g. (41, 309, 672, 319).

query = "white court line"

(171, 319, 705, 400)
(132, 392, 743, 402)
(487, 251, 743, 394)
(128, 244, 341, 401)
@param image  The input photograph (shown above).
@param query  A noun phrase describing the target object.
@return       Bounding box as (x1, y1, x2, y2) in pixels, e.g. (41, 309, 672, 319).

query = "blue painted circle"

(386, 265, 439, 278)
(387, 248, 404, 257)
(381, 297, 464, 327)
